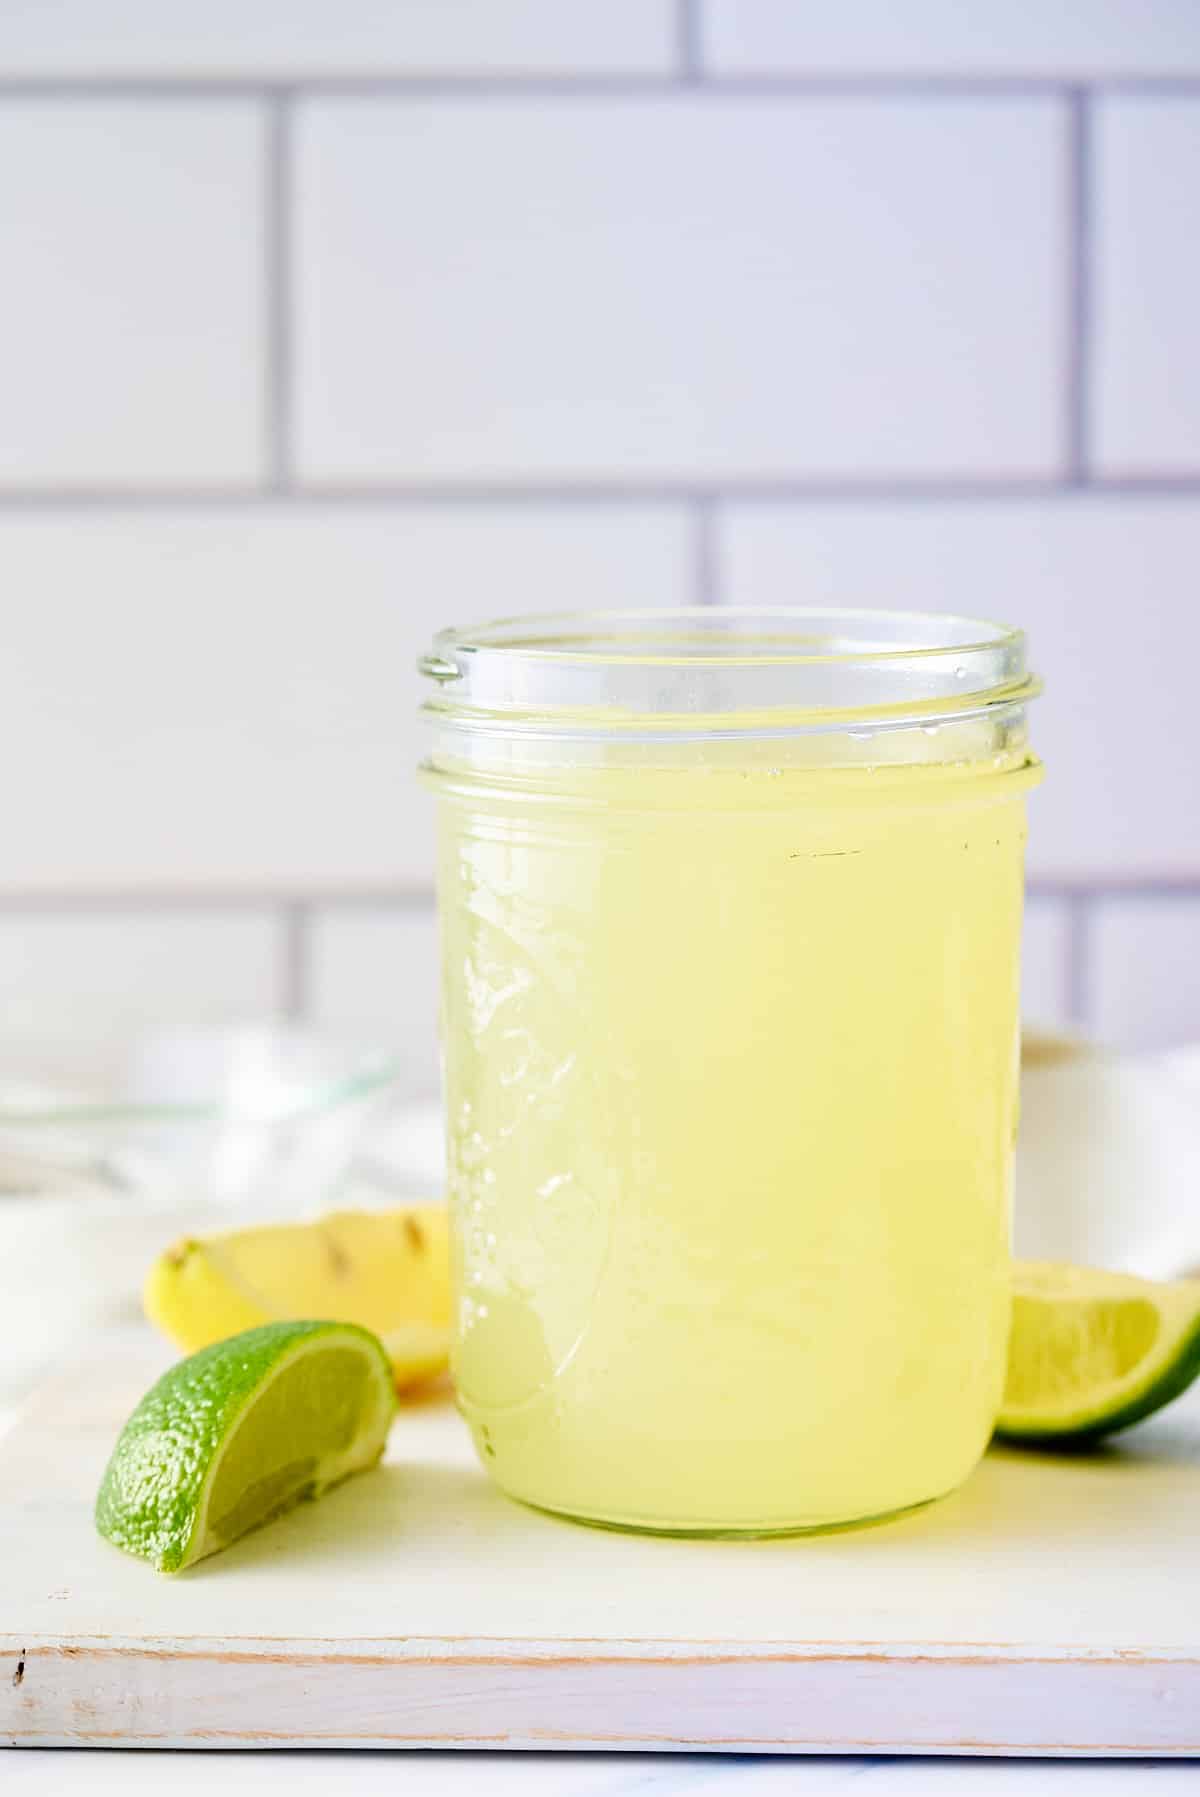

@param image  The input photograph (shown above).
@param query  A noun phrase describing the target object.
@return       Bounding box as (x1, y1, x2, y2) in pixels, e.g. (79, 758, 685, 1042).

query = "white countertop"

(3, 1750, 1195, 1792)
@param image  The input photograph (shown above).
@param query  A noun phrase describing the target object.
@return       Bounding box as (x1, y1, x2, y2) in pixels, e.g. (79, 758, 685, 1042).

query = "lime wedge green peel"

(999, 1261, 1200, 1446)
(95, 1320, 396, 1572)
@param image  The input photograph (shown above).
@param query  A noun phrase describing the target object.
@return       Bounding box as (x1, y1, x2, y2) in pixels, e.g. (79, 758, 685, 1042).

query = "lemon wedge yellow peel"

(144, 1205, 451, 1391)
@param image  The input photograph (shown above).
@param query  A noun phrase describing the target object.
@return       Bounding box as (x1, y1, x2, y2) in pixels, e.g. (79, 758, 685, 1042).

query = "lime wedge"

(997, 1261, 1200, 1445)
(95, 1320, 396, 1572)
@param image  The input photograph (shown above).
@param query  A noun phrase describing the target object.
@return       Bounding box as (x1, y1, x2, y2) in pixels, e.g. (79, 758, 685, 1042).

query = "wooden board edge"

(4, 1637, 1200, 1755)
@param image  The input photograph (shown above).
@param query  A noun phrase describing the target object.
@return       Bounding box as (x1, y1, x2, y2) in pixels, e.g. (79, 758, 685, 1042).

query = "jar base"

(506, 1486, 951, 1540)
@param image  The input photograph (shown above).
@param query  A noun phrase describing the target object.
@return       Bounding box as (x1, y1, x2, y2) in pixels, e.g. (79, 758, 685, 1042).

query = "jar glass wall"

(420, 610, 1041, 1535)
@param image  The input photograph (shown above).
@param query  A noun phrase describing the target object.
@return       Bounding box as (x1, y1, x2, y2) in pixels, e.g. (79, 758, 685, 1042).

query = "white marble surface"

(3, 1750, 1196, 1792)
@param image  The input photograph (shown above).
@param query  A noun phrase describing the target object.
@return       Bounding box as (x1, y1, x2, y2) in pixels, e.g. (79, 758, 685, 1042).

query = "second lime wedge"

(998, 1260, 1200, 1445)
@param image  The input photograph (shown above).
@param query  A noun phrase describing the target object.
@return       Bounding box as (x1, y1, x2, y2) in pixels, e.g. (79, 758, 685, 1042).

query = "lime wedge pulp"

(998, 1261, 1200, 1445)
(95, 1320, 396, 1572)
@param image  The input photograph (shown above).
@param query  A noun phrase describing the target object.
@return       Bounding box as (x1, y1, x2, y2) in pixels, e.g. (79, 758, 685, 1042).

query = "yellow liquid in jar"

(434, 753, 1034, 1533)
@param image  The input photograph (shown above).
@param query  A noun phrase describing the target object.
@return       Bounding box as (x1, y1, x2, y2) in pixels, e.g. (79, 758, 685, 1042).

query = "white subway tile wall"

(1094, 98, 1200, 474)
(0, 2, 676, 79)
(308, 903, 440, 1096)
(0, 506, 689, 891)
(0, 910, 280, 1088)
(0, 101, 265, 486)
(1092, 896, 1200, 1050)
(703, 2, 1200, 78)
(295, 96, 1063, 482)
(0, 2, 1197, 1092)
(1021, 896, 1073, 1036)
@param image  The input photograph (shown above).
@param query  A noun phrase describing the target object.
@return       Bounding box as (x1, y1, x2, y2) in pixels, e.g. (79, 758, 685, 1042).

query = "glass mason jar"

(419, 610, 1041, 1536)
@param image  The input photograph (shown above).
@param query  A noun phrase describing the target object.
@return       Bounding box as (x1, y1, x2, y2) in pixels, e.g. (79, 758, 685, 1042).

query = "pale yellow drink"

(423, 612, 1041, 1533)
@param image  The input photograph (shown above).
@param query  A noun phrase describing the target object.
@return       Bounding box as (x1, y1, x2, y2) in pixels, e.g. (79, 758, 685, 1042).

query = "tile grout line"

(0, 76, 1078, 100)
(279, 900, 311, 1022)
(1027, 877, 1200, 900)
(0, 889, 439, 911)
(5, 477, 1200, 511)
(1064, 86, 1092, 485)
(1064, 891, 1095, 1031)
(676, 0, 702, 83)
(691, 495, 720, 604)
(2, 74, 1200, 99)
(264, 91, 294, 492)
(0, 883, 1192, 911)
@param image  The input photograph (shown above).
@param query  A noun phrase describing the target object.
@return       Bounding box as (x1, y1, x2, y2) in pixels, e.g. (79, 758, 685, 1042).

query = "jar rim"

(421, 606, 1021, 674)
(419, 607, 1038, 739)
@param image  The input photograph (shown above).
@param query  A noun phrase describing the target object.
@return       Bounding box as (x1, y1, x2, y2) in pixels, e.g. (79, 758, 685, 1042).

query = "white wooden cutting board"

(3, 1323, 1199, 1757)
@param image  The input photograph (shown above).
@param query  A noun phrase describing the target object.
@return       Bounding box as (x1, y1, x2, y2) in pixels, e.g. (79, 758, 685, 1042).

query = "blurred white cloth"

(1015, 1040, 1200, 1278)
